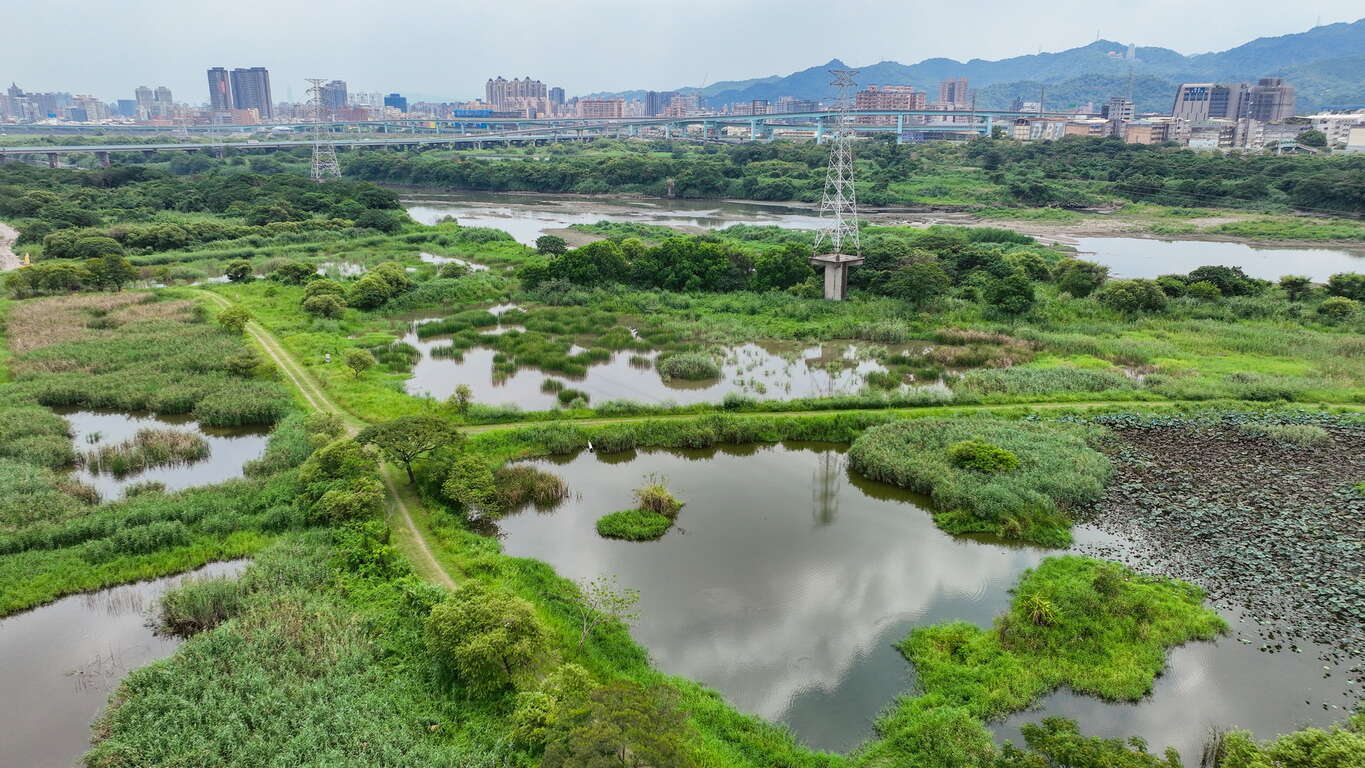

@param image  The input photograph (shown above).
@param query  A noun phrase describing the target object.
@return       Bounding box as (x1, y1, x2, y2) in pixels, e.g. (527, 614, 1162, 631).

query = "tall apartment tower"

(548, 87, 565, 108)
(321, 80, 348, 111)
(938, 77, 969, 107)
(230, 67, 273, 119)
(207, 67, 231, 111)
(1246, 78, 1295, 122)
(1171, 82, 1248, 121)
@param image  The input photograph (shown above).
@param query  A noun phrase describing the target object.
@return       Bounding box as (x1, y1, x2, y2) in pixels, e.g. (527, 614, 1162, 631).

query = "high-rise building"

(154, 86, 172, 105)
(1246, 78, 1295, 122)
(1171, 82, 1249, 122)
(578, 98, 624, 119)
(548, 87, 565, 108)
(485, 76, 548, 110)
(320, 80, 348, 112)
(383, 93, 407, 113)
(645, 90, 677, 117)
(230, 67, 273, 120)
(134, 86, 153, 109)
(207, 67, 231, 111)
(938, 78, 969, 107)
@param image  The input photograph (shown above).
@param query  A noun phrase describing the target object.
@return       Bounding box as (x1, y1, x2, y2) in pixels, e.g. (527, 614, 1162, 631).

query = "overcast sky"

(3, 1, 1360, 103)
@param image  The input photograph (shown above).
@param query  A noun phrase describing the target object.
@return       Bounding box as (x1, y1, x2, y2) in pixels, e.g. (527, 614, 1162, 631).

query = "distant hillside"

(588, 19, 1365, 113)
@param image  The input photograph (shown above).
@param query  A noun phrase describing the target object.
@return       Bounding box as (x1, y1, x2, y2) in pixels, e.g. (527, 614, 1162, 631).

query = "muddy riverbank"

(0, 221, 20, 271)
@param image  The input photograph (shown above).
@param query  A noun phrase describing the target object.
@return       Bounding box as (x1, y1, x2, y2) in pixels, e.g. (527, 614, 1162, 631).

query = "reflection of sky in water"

(61, 410, 268, 500)
(0, 561, 247, 768)
(403, 318, 893, 408)
(496, 447, 1360, 755)
(496, 445, 1054, 751)
(404, 192, 826, 246)
(1076, 237, 1365, 282)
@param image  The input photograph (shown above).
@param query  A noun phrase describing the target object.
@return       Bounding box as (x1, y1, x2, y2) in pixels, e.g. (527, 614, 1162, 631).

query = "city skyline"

(1, 1, 1361, 103)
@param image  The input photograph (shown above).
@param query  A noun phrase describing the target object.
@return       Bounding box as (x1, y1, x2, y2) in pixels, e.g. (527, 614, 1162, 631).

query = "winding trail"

(196, 290, 455, 589)
(0, 222, 20, 272)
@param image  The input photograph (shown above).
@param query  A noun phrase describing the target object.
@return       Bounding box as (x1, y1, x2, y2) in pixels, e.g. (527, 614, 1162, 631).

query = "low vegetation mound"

(848, 418, 1110, 545)
(595, 508, 674, 541)
(855, 556, 1225, 768)
(494, 465, 569, 511)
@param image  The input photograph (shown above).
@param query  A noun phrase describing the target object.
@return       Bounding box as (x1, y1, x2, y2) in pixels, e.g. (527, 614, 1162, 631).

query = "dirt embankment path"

(0, 222, 20, 271)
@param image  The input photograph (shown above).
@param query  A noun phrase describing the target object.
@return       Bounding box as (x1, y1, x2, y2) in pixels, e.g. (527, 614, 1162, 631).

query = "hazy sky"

(2, 1, 1360, 102)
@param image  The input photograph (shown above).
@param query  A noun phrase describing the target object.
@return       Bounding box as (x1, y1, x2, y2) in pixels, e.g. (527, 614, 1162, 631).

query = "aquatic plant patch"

(847, 418, 1110, 546)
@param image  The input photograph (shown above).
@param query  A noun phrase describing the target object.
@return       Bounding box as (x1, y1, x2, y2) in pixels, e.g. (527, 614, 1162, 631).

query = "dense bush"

(947, 440, 1020, 473)
(595, 508, 673, 540)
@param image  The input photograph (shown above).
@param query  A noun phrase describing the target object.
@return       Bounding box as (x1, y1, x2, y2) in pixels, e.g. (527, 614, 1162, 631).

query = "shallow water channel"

(60, 410, 269, 500)
(496, 444, 1359, 758)
(0, 560, 248, 767)
(400, 312, 894, 408)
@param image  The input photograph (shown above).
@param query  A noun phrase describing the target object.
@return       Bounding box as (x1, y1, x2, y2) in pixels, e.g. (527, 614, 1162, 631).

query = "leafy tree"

(347, 273, 395, 310)
(424, 582, 550, 698)
(90, 252, 138, 291)
(302, 293, 345, 318)
(1186, 280, 1222, 300)
(271, 261, 317, 285)
(536, 235, 568, 255)
(1317, 296, 1359, 321)
(1187, 265, 1256, 296)
(985, 271, 1036, 316)
(357, 414, 463, 483)
(345, 348, 376, 378)
(1095, 279, 1168, 314)
(1278, 275, 1313, 302)
(750, 243, 814, 291)
(886, 258, 952, 308)
(996, 717, 1181, 768)
(224, 259, 254, 283)
(571, 576, 641, 649)
(1053, 259, 1108, 298)
(354, 208, 406, 233)
(216, 306, 251, 335)
(442, 452, 498, 513)
(542, 681, 696, 768)
(450, 384, 474, 416)
(72, 235, 125, 261)
(1297, 129, 1327, 148)
(303, 278, 346, 299)
(245, 202, 304, 226)
(1326, 272, 1365, 301)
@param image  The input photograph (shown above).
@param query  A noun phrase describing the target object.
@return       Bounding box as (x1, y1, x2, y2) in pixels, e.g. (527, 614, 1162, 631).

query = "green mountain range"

(592, 19, 1365, 114)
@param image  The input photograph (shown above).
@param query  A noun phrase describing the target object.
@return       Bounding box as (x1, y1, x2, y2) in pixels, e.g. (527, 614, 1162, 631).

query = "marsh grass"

(656, 351, 721, 381)
(493, 465, 569, 511)
(848, 418, 1110, 545)
(82, 429, 210, 477)
(595, 508, 673, 540)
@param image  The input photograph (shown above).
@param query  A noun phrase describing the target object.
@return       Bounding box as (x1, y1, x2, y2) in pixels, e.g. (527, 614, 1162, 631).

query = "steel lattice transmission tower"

(810, 69, 863, 300)
(306, 78, 341, 182)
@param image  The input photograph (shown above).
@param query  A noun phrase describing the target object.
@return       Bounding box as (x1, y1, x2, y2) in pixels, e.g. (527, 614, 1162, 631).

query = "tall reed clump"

(847, 417, 1110, 546)
(493, 465, 570, 511)
(656, 352, 721, 381)
(83, 429, 211, 477)
(156, 576, 244, 636)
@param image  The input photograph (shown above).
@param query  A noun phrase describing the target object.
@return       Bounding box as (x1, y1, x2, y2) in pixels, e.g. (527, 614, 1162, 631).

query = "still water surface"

(60, 410, 269, 500)
(0, 560, 248, 768)
(496, 444, 1358, 758)
(1075, 237, 1365, 282)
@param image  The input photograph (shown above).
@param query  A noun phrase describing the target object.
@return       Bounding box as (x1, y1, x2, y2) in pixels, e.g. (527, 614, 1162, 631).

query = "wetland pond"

(399, 310, 902, 408)
(1074, 237, 1365, 282)
(0, 560, 248, 768)
(495, 443, 1359, 758)
(61, 410, 269, 500)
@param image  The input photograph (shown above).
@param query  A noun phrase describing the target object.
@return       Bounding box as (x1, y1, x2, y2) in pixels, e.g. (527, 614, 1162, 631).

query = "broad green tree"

(357, 414, 463, 483)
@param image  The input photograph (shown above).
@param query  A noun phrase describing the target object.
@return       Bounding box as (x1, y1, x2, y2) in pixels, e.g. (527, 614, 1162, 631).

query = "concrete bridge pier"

(809, 253, 864, 301)
(47, 152, 58, 168)
(96, 151, 111, 167)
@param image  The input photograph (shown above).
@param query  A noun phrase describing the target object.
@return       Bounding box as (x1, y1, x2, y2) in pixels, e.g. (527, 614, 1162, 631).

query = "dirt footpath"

(0, 222, 20, 271)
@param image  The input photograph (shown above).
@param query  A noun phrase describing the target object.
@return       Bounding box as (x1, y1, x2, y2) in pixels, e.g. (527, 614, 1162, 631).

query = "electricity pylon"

(809, 69, 863, 300)
(306, 78, 340, 182)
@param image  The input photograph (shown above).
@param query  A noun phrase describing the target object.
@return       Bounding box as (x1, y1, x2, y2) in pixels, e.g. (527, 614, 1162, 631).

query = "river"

(403, 192, 1365, 282)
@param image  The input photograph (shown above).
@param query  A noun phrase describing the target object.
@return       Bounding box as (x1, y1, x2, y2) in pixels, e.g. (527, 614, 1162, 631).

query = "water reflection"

(60, 410, 269, 500)
(402, 315, 892, 408)
(496, 444, 1054, 751)
(496, 446, 1360, 755)
(0, 560, 248, 768)
(1077, 237, 1365, 282)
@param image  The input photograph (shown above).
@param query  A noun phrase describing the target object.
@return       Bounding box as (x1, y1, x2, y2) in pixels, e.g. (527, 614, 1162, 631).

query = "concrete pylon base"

(809, 253, 865, 300)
